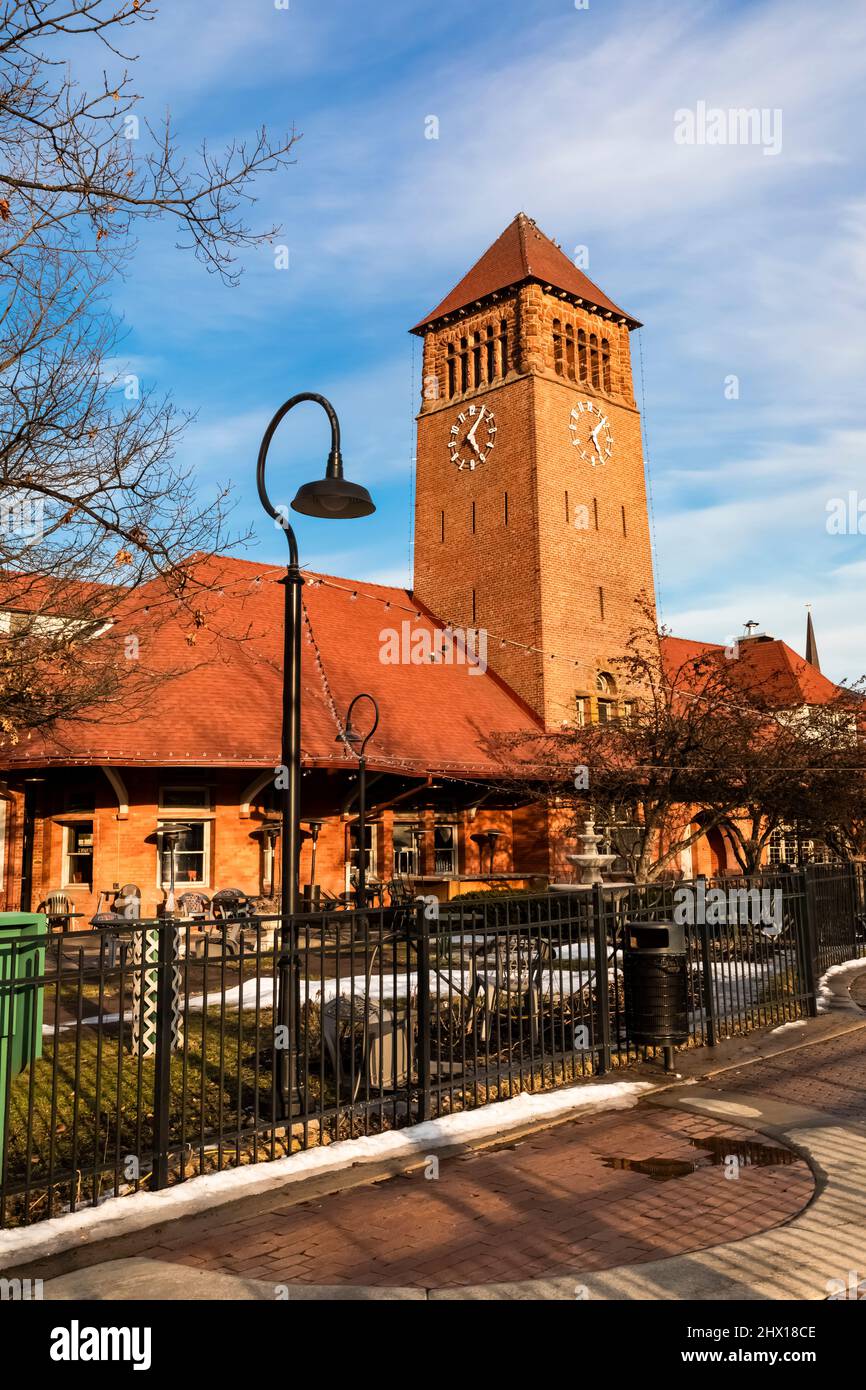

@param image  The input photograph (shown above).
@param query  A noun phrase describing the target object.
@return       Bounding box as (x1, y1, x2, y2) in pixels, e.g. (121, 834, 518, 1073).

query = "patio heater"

(336, 693, 380, 908)
(303, 819, 324, 909)
(256, 392, 374, 1117)
(160, 822, 193, 914)
(257, 819, 282, 898)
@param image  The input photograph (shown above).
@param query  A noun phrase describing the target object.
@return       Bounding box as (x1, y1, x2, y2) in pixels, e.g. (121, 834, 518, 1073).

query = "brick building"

(0, 215, 839, 917)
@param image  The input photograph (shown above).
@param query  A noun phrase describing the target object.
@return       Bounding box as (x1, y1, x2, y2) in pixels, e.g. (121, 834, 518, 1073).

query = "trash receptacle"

(623, 921, 689, 1067)
(0, 912, 47, 1153)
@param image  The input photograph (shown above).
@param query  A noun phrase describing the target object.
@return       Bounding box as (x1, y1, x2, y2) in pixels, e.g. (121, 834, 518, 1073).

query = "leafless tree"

(0, 0, 299, 745)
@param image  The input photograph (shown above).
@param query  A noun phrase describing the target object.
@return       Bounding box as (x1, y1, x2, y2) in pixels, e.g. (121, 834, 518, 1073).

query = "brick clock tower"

(411, 213, 657, 730)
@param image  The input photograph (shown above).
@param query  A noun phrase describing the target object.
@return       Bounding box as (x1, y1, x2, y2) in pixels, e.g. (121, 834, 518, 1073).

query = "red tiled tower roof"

(411, 213, 640, 333)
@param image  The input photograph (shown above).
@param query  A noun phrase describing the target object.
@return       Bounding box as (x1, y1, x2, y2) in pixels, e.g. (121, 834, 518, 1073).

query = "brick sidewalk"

(128, 1105, 812, 1289)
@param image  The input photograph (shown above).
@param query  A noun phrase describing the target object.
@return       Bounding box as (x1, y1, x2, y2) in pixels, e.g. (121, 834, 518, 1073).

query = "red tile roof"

(3, 555, 540, 774)
(661, 635, 843, 707)
(411, 213, 640, 333)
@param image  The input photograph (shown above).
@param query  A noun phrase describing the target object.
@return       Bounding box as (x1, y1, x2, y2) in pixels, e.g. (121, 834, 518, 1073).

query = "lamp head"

(292, 450, 374, 519)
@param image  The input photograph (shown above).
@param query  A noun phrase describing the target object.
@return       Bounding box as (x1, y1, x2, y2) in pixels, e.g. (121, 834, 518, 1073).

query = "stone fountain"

(565, 819, 618, 887)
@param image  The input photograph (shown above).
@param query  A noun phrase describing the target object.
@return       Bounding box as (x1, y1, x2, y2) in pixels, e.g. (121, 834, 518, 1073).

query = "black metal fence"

(1, 863, 864, 1230)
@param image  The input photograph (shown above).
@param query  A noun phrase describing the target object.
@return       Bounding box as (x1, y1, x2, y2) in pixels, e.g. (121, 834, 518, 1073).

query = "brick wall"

(413, 280, 656, 729)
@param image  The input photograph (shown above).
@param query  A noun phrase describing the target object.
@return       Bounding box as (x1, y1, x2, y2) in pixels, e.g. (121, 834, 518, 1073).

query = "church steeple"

(805, 607, 820, 670)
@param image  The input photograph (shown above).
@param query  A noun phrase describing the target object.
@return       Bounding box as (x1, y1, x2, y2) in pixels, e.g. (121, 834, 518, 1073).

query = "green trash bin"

(0, 913, 47, 1156)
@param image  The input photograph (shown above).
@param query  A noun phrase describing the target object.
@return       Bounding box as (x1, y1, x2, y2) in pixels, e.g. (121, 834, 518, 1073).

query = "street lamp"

(256, 392, 374, 1113)
(336, 693, 380, 908)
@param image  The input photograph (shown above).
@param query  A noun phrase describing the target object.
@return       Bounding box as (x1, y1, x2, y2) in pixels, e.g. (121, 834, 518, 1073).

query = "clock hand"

(590, 420, 605, 458)
(466, 408, 485, 451)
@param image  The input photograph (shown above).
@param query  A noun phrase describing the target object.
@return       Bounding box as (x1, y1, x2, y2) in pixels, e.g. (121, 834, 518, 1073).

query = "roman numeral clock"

(448, 404, 497, 471)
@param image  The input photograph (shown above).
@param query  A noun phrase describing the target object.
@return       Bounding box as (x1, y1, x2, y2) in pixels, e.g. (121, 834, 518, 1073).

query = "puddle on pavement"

(602, 1135, 799, 1182)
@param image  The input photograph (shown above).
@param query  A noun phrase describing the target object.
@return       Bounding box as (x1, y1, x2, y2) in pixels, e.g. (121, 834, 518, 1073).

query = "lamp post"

(336, 693, 380, 908)
(256, 392, 374, 1115)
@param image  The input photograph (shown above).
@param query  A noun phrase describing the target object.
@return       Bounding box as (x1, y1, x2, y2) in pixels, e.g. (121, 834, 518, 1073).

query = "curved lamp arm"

(256, 392, 343, 568)
(342, 691, 380, 758)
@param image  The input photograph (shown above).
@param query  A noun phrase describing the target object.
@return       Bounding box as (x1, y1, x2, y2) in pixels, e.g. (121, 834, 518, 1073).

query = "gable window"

(64, 822, 94, 888)
(159, 786, 210, 811)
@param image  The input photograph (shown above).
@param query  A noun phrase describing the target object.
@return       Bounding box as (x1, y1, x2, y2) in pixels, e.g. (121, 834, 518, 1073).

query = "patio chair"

(43, 890, 74, 933)
(176, 890, 211, 920)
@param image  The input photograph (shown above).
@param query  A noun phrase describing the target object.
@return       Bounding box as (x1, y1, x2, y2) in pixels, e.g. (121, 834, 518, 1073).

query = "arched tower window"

(486, 323, 496, 381)
(601, 338, 612, 392)
(460, 336, 469, 393)
(472, 331, 482, 387)
(589, 333, 600, 388)
(565, 323, 576, 381)
(578, 328, 587, 381)
(552, 319, 563, 375)
(499, 319, 509, 376)
(446, 342, 456, 399)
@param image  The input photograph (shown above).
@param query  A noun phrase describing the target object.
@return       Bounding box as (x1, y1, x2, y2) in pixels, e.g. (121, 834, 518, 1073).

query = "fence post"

(592, 883, 612, 1075)
(698, 918, 717, 1047)
(151, 919, 176, 1191)
(415, 899, 432, 1123)
(797, 868, 820, 1018)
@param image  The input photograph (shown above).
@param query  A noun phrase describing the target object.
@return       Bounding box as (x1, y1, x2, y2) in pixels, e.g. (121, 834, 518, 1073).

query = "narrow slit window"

(621, 505, 627, 537)
(486, 323, 496, 380)
(472, 588, 477, 624)
(593, 497, 599, 530)
(602, 338, 612, 392)
(441, 509, 445, 543)
(471, 500, 476, 535)
(598, 586, 605, 621)
(460, 337, 469, 393)
(590, 333, 600, 388)
(499, 320, 509, 375)
(552, 319, 563, 375)
(565, 490, 570, 524)
(565, 323, 575, 381)
(472, 331, 482, 387)
(578, 328, 587, 381)
(446, 342, 456, 398)
(504, 492, 509, 526)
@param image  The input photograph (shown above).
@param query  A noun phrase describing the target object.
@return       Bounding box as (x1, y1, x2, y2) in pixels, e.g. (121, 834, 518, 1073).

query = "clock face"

(447, 404, 497, 471)
(569, 399, 614, 466)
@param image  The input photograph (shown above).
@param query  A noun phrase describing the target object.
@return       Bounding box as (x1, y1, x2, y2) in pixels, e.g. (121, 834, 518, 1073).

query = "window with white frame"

(768, 826, 830, 867)
(392, 822, 421, 875)
(348, 822, 377, 880)
(63, 822, 94, 888)
(434, 824, 458, 875)
(157, 820, 210, 888)
(159, 786, 211, 811)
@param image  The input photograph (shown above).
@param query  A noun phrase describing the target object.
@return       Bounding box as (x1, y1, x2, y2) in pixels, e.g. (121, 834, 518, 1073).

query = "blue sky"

(94, 0, 866, 682)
